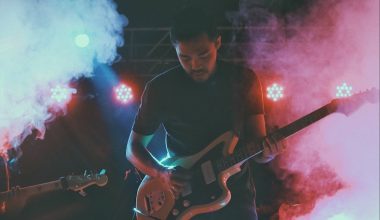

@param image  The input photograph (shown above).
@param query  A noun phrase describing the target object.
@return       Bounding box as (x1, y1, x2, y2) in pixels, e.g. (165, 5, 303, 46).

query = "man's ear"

(215, 36, 221, 50)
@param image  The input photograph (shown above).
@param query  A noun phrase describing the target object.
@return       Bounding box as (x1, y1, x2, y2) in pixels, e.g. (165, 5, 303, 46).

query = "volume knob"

(183, 200, 191, 207)
(172, 209, 179, 216)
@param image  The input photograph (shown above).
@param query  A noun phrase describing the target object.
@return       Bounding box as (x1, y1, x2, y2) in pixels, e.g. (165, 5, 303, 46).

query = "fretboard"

(272, 102, 338, 141)
(215, 101, 338, 171)
(0, 179, 63, 202)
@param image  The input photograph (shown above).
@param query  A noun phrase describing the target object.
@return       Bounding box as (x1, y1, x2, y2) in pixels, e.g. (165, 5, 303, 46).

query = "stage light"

(75, 34, 90, 48)
(336, 82, 353, 98)
(267, 83, 284, 101)
(114, 83, 133, 104)
(50, 85, 76, 105)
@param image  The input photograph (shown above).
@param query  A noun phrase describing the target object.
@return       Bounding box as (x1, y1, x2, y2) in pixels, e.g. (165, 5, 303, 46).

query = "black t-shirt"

(133, 60, 264, 155)
(132, 60, 264, 202)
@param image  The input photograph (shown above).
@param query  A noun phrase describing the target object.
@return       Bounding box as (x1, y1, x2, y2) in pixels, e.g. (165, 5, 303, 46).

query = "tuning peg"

(78, 190, 87, 197)
(99, 169, 106, 175)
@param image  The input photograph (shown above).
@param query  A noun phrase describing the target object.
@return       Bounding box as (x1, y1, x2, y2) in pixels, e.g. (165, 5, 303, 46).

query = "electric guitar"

(135, 89, 378, 220)
(0, 169, 108, 215)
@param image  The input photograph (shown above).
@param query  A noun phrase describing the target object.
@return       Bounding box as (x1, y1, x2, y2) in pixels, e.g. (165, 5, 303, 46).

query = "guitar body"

(136, 131, 242, 220)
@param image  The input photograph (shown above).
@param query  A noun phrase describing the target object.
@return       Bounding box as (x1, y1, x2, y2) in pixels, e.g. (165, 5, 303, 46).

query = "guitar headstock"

(63, 169, 108, 194)
(332, 88, 379, 116)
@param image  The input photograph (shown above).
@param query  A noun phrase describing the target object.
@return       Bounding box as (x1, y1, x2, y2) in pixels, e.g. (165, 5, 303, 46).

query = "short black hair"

(170, 6, 219, 45)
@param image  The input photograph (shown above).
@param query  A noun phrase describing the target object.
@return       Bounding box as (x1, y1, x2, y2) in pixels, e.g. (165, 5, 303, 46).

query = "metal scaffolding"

(116, 25, 325, 76)
(116, 26, 262, 75)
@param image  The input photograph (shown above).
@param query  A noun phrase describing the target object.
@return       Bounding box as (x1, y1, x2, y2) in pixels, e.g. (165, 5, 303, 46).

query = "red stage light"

(114, 83, 133, 104)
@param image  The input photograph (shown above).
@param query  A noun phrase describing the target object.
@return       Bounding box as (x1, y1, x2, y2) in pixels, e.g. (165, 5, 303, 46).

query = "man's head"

(170, 7, 221, 82)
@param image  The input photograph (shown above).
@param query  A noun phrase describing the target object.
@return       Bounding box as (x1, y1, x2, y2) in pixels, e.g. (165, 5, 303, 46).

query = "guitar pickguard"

(136, 131, 241, 220)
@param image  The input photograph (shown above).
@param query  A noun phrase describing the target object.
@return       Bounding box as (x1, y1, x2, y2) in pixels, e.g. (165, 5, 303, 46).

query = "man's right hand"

(157, 166, 192, 198)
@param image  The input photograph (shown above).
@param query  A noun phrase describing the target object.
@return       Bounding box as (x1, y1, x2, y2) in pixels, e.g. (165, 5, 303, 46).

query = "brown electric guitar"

(0, 169, 108, 215)
(135, 89, 378, 220)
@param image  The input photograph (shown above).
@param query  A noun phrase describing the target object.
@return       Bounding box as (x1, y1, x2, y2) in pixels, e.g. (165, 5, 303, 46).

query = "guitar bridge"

(144, 191, 166, 214)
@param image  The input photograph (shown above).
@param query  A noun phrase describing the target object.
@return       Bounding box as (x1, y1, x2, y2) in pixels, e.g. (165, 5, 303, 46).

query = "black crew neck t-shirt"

(132, 60, 264, 203)
(133, 60, 264, 157)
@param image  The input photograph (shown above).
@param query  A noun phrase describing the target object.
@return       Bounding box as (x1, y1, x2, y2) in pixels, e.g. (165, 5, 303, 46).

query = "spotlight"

(114, 83, 133, 104)
(50, 85, 76, 104)
(267, 83, 284, 101)
(75, 34, 90, 48)
(336, 82, 353, 98)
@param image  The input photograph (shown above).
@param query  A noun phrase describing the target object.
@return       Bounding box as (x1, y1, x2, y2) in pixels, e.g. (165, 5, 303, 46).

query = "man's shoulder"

(148, 65, 183, 86)
(218, 60, 256, 80)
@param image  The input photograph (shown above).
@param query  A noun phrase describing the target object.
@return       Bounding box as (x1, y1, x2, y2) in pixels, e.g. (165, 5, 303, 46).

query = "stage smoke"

(0, 0, 127, 154)
(230, 0, 379, 219)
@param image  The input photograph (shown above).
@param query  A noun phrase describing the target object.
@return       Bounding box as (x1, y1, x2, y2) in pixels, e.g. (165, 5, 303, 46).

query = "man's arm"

(246, 114, 283, 163)
(126, 131, 191, 195)
(126, 131, 166, 179)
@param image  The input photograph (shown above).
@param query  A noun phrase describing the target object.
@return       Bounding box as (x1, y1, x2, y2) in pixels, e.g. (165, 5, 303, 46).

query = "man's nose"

(191, 58, 202, 70)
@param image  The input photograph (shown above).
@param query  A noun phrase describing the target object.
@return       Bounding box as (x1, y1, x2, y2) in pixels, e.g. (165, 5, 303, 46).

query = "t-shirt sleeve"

(246, 70, 265, 115)
(132, 81, 163, 135)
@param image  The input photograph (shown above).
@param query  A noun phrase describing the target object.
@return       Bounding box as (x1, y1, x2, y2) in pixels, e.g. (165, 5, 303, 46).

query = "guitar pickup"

(201, 161, 216, 185)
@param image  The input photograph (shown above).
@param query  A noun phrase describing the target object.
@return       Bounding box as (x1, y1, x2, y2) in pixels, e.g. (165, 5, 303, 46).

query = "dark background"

(0, 1, 310, 219)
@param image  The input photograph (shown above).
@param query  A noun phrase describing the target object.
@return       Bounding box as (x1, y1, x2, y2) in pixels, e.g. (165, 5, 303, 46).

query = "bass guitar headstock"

(332, 88, 379, 116)
(64, 169, 108, 196)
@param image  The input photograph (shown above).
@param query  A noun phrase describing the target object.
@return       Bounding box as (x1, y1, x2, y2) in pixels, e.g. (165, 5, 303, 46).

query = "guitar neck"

(271, 101, 338, 142)
(0, 179, 64, 202)
(215, 101, 338, 171)
(21, 179, 64, 197)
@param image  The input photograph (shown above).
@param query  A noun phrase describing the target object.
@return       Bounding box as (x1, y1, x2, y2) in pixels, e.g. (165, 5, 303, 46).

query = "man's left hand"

(262, 136, 286, 159)
(255, 135, 287, 163)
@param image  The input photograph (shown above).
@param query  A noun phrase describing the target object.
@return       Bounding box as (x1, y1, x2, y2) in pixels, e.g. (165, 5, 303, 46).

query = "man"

(126, 6, 284, 220)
